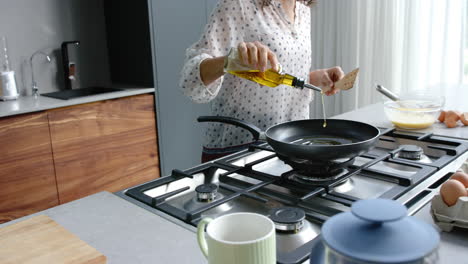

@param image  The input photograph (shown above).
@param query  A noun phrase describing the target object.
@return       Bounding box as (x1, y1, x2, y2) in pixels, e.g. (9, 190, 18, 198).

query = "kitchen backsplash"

(0, 0, 111, 95)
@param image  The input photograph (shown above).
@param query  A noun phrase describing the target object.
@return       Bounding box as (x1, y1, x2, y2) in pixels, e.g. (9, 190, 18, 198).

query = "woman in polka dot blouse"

(180, 0, 344, 162)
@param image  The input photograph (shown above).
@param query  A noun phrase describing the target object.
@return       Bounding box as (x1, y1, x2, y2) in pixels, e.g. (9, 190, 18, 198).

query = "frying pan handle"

(197, 116, 262, 141)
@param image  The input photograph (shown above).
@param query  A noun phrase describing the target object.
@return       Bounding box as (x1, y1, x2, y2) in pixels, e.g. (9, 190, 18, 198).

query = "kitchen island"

(1, 102, 467, 263)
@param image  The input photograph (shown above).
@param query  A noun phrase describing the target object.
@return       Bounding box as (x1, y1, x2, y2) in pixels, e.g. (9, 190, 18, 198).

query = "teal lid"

(321, 199, 439, 263)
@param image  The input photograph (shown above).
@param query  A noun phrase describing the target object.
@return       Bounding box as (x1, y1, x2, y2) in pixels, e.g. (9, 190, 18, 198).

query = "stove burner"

(281, 169, 352, 192)
(278, 155, 354, 178)
(289, 172, 351, 189)
(294, 171, 346, 182)
(269, 207, 305, 232)
(183, 192, 233, 213)
(195, 184, 218, 202)
(399, 145, 424, 160)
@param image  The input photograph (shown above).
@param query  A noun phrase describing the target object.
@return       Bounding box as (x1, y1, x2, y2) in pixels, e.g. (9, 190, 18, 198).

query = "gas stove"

(117, 128, 468, 264)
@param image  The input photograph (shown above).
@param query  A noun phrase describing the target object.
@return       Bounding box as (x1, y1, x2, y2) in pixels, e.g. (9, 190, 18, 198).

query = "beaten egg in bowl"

(384, 100, 441, 129)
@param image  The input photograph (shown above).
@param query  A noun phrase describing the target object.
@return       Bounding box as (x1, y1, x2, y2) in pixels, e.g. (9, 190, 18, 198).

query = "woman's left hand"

(309, 67, 345, 96)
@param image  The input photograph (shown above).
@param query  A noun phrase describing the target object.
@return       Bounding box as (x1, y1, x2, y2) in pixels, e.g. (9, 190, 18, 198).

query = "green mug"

(197, 212, 276, 264)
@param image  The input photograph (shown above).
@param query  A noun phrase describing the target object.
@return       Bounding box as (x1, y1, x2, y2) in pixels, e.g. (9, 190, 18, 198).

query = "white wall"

(0, 0, 111, 95)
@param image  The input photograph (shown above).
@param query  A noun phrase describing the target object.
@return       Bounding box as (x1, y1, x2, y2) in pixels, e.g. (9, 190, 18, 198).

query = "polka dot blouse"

(180, 0, 312, 151)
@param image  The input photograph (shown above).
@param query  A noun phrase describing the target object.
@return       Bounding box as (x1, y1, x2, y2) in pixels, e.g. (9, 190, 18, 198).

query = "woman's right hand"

(237, 41, 279, 72)
(309, 67, 345, 96)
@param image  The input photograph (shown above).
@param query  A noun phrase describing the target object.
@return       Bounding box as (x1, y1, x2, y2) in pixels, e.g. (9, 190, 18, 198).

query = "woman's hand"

(199, 41, 278, 86)
(237, 41, 279, 72)
(309, 67, 345, 96)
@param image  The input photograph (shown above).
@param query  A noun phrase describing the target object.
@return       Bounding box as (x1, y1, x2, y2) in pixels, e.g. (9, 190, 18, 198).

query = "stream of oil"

(321, 92, 327, 128)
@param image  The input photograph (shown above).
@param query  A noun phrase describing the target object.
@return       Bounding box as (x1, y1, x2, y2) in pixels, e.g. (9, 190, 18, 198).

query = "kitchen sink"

(41, 87, 123, 100)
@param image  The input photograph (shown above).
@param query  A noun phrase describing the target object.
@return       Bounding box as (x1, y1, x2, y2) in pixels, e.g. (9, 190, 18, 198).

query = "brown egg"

(440, 179, 467, 206)
(460, 112, 468, 126)
(444, 111, 461, 128)
(445, 120, 458, 128)
(450, 171, 468, 188)
(438, 110, 446, 122)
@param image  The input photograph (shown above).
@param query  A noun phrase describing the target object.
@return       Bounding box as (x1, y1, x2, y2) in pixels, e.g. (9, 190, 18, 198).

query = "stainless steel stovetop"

(116, 128, 468, 264)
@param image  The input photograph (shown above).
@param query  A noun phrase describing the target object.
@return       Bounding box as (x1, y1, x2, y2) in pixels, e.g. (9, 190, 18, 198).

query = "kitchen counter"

(0, 87, 155, 118)
(0, 192, 206, 264)
(334, 102, 468, 140)
(0, 191, 466, 263)
(414, 204, 468, 263)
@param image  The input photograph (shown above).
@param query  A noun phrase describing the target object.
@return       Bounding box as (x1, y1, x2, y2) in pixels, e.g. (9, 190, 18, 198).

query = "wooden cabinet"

(0, 113, 59, 223)
(48, 94, 160, 203)
(0, 93, 160, 222)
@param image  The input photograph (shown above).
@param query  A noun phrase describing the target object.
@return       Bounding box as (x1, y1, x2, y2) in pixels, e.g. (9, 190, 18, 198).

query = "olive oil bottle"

(224, 48, 322, 92)
(224, 47, 327, 127)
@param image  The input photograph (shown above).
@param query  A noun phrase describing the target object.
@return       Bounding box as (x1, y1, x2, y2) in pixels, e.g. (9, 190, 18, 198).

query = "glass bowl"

(383, 98, 443, 129)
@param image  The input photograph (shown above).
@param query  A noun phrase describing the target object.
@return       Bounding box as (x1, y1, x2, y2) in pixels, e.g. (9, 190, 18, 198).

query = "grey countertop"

(0, 191, 466, 263)
(414, 204, 468, 263)
(0, 87, 155, 118)
(0, 192, 206, 264)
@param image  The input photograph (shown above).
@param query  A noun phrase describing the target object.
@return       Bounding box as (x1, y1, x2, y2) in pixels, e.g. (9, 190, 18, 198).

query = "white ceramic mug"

(197, 212, 276, 264)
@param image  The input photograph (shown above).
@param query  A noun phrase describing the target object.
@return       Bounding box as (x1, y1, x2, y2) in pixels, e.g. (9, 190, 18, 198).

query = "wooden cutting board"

(0, 215, 106, 264)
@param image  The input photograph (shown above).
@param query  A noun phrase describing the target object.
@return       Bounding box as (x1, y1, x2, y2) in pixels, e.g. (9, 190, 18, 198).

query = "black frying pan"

(197, 116, 380, 161)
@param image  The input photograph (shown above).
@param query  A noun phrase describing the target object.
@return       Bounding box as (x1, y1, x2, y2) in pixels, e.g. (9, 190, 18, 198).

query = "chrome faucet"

(30, 50, 51, 98)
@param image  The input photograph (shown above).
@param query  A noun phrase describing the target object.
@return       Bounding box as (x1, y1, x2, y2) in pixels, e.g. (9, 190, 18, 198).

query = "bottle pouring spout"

(303, 83, 322, 93)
